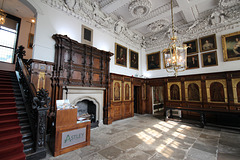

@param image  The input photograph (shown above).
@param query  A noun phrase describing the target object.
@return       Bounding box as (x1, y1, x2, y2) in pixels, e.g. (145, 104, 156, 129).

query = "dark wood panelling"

(148, 70, 240, 117)
(110, 73, 147, 122)
(52, 34, 113, 124)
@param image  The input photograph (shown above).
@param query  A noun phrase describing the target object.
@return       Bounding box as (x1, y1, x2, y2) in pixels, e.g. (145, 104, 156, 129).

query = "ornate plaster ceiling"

(97, 0, 220, 36)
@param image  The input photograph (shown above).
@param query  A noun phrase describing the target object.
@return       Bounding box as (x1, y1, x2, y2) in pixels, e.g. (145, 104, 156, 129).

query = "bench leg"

(165, 109, 169, 121)
(200, 113, 205, 128)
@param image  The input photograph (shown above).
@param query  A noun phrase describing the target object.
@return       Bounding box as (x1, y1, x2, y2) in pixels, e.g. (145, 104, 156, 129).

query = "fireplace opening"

(76, 100, 99, 128)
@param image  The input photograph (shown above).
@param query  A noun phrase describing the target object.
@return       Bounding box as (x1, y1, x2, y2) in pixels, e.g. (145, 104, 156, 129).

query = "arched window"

(210, 82, 225, 102)
(188, 83, 200, 101)
(170, 84, 180, 100)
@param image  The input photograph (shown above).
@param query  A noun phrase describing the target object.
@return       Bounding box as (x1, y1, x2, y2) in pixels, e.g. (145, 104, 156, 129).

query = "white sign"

(61, 127, 86, 149)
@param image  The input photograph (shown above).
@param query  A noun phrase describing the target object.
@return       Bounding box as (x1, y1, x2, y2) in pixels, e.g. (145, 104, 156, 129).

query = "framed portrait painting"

(129, 49, 139, 70)
(81, 25, 93, 46)
(221, 31, 240, 61)
(201, 51, 218, 67)
(199, 34, 217, 52)
(147, 51, 160, 70)
(187, 54, 199, 69)
(183, 39, 198, 55)
(115, 43, 127, 67)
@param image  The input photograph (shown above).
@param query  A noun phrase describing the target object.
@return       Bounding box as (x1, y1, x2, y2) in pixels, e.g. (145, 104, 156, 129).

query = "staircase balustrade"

(15, 45, 50, 158)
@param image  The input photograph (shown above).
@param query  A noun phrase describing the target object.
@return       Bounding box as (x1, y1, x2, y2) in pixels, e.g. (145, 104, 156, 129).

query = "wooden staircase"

(0, 70, 34, 160)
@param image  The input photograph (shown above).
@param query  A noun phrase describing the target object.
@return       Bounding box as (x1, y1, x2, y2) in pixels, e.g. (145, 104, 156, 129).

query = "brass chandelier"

(163, 0, 187, 76)
(0, 0, 6, 25)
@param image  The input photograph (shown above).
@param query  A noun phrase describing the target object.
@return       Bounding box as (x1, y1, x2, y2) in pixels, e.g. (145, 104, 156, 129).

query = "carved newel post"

(33, 89, 51, 152)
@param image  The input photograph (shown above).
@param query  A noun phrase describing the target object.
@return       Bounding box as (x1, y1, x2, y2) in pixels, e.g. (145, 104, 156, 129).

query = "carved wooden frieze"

(52, 34, 113, 88)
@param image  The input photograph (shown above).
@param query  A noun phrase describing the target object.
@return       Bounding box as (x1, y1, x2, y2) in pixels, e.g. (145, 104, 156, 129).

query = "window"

(0, 14, 21, 63)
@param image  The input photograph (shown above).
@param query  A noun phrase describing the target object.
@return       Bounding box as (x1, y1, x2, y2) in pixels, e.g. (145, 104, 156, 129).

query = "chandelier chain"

(1, 0, 4, 10)
(171, 0, 174, 38)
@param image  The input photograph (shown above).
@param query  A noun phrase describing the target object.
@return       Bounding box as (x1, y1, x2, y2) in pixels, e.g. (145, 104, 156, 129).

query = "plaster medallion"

(129, 0, 152, 18)
(147, 19, 169, 32)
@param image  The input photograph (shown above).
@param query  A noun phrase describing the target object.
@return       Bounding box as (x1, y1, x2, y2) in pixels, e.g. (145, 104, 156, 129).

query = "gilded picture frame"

(206, 79, 228, 103)
(232, 78, 240, 104)
(81, 25, 93, 46)
(147, 51, 160, 70)
(113, 80, 122, 102)
(221, 31, 240, 61)
(201, 51, 218, 67)
(167, 82, 182, 101)
(184, 81, 202, 102)
(129, 49, 139, 70)
(199, 34, 217, 52)
(123, 81, 131, 101)
(115, 43, 127, 67)
(187, 54, 199, 69)
(183, 39, 198, 55)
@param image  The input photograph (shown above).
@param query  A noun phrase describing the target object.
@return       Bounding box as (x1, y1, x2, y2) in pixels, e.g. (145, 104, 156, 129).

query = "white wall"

(18, 17, 35, 59)
(27, 1, 141, 77)
(27, 0, 240, 79)
(142, 26, 240, 78)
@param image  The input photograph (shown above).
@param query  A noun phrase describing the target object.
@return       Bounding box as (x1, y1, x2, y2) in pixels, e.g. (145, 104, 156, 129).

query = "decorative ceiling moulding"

(144, 2, 240, 50)
(128, 0, 152, 18)
(147, 19, 169, 33)
(41, 0, 144, 49)
(128, 2, 173, 28)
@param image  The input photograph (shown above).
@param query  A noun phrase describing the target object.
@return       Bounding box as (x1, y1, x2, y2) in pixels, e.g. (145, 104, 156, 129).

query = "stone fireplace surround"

(63, 86, 105, 126)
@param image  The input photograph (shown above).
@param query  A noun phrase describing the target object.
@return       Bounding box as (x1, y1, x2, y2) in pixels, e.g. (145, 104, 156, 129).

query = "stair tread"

(0, 142, 23, 153)
(0, 107, 17, 110)
(0, 133, 22, 141)
(0, 112, 18, 116)
(0, 102, 16, 105)
(1, 152, 25, 160)
(0, 119, 19, 124)
(0, 125, 20, 132)
(0, 97, 15, 100)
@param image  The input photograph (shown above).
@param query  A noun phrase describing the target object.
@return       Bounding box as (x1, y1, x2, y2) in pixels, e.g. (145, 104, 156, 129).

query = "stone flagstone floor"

(42, 114, 240, 160)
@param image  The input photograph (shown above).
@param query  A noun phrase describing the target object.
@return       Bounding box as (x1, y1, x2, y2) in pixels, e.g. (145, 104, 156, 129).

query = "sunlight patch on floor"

(144, 128, 162, 138)
(153, 124, 169, 132)
(136, 131, 155, 144)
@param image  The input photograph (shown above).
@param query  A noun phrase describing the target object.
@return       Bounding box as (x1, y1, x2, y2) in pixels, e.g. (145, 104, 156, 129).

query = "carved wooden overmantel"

(52, 34, 113, 124)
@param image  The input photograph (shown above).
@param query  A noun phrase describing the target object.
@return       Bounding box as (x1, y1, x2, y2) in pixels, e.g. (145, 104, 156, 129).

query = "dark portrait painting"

(199, 34, 217, 52)
(222, 31, 240, 61)
(153, 86, 163, 104)
(188, 83, 200, 101)
(129, 49, 139, 70)
(115, 43, 127, 67)
(201, 51, 218, 67)
(183, 39, 198, 54)
(170, 84, 180, 100)
(210, 82, 225, 102)
(187, 54, 199, 69)
(147, 52, 160, 70)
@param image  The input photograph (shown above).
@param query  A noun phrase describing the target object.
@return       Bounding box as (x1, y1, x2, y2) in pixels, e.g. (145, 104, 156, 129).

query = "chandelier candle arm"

(0, 0, 6, 25)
